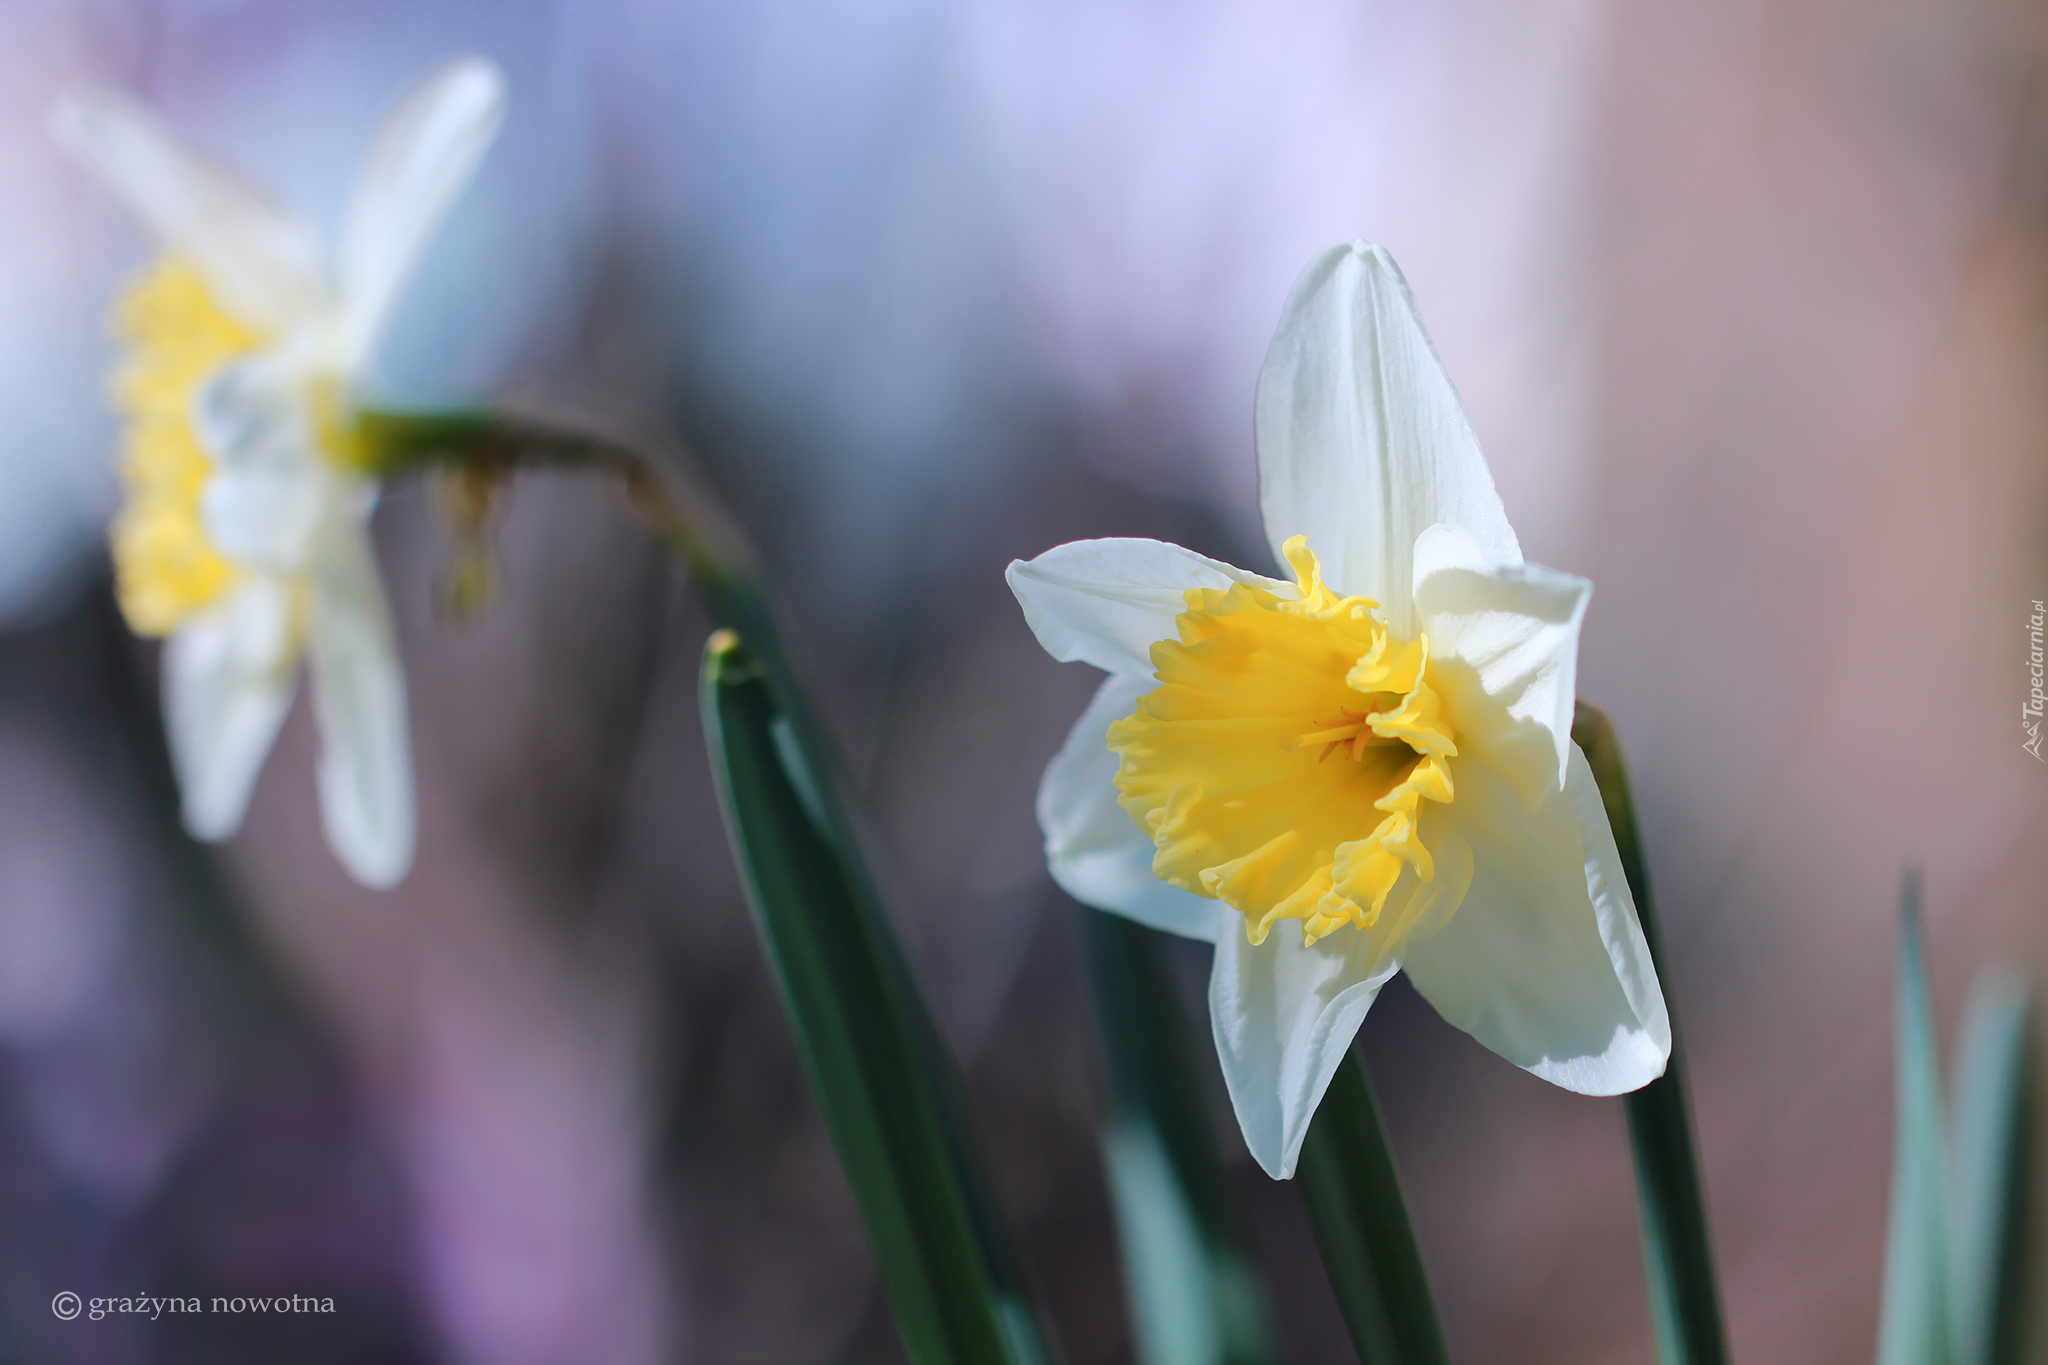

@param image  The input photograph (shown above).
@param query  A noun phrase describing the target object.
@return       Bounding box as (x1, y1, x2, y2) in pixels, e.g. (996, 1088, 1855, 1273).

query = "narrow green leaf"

(1572, 703, 1730, 1365)
(1082, 910, 1276, 1365)
(701, 630, 1059, 1365)
(1948, 970, 2031, 1365)
(1295, 1047, 1448, 1365)
(1879, 873, 1951, 1365)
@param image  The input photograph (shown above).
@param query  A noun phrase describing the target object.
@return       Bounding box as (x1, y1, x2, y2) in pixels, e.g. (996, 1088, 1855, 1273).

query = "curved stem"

(358, 405, 1061, 1364)
(358, 405, 799, 716)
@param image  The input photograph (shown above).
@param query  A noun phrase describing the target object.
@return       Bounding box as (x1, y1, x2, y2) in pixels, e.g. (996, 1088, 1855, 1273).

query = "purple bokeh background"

(0, 1, 2043, 1361)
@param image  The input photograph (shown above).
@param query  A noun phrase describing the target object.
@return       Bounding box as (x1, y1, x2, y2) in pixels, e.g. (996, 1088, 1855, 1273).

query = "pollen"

(1107, 535, 1458, 946)
(107, 257, 265, 636)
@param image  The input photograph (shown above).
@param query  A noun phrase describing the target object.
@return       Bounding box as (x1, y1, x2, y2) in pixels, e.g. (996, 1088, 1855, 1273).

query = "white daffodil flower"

(51, 58, 506, 889)
(1010, 242, 1671, 1179)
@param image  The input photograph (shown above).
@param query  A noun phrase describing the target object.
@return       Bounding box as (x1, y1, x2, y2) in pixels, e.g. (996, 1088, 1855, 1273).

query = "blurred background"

(0, 0, 2044, 1361)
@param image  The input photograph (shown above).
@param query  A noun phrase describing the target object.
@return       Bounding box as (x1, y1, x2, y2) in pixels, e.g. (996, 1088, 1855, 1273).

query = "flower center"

(109, 258, 265, 635)
(107, 261, 368, 634)
(1107, 535, 1458, 945)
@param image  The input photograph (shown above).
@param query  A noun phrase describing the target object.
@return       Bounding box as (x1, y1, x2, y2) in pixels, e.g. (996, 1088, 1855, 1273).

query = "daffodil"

(1010, 243, 1671, 1178)
(53, 58, 506, 887)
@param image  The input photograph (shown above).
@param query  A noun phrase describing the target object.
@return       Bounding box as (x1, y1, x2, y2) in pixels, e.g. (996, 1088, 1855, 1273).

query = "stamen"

(1291, 705, 1404, 761)
(1296, 723, 1366, 747)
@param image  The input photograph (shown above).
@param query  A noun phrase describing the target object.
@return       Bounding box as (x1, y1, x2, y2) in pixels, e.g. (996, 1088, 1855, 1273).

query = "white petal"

(50, 88, 323, 332)
(306, 518, 415, 888)
(1412, 522, 1590, 807)
(162, 578, 300, 841)
(1401, 748, 1669, 1095)
(195, 353, 344, 575)
(1254, 242, 1519, 630)
(1007, 538, 1286, 677)
(335, 57, 507, 371)
(1038, 675, 1226, 943)
(1209, 817, 1472, 1179)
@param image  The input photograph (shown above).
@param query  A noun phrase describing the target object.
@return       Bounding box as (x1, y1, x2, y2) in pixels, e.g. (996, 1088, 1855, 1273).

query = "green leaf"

(1948, 970, 2031, 1365)
(1572, 703, 1730, 1365)
(1294, 1047, 1448, 1365)
(1082, 910, 1276, 1365)
(1879, 873, 1951, 1365)
(701, 630, 1059, 1365)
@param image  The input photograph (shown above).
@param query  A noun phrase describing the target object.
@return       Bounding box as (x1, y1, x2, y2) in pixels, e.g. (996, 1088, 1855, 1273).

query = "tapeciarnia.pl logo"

(2026, 599, 2044, 762)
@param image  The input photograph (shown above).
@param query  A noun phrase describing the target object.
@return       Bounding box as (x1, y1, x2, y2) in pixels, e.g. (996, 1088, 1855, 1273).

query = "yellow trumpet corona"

(1109, 536, 1457, 945)
(108, 259, 258, 635)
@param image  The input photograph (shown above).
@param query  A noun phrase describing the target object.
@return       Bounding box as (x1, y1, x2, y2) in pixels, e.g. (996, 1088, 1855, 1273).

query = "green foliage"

(1879, 880, 2033, 1365)
(1882, 878, 1952, 1365)
(701, 630, 1058, 1365)
(1948, 973, 2031, 1365)
(1083, 911, 1276, 1365)
(1573, 702, 1730, 1365)
(1295, 1048, 1449, 1365)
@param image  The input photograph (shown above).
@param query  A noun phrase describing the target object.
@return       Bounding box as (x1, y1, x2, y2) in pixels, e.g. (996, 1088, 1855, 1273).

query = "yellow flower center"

(108, 258, 264, 636)
(1108, 535, 1458, 945)
(106, 257, 363, 638)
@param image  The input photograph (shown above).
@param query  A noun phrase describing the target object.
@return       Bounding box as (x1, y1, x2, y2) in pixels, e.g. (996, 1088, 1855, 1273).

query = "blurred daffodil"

(1010, 243, 1670, 1178)
(53, 58, 506, 887)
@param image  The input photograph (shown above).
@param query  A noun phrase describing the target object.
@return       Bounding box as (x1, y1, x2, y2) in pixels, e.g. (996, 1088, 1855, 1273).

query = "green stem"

(1082, 910, 1275, 1365)
(1295, 1048, 1449, 1365)
(358, 406, 809, 769)
(1572, 703, 1729, 1365)
(361, 408, 1059, 1364)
